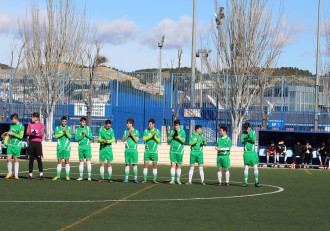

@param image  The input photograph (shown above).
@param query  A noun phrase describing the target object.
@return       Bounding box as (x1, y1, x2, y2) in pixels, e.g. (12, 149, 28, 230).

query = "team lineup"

(0, 113, 260, 187)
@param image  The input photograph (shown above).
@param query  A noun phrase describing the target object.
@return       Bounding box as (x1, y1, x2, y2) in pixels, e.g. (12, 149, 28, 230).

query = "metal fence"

(0, 69, 329, 144)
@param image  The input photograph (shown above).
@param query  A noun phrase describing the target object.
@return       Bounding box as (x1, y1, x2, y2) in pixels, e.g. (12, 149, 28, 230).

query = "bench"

(258, 129, 330, 169)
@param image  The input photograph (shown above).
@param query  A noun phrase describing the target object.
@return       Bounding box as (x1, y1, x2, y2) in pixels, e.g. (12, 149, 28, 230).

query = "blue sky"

(0, 0, 329, 74)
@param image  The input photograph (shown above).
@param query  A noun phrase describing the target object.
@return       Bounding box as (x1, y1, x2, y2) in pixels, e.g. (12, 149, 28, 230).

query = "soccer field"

(0, 160, 328, 231)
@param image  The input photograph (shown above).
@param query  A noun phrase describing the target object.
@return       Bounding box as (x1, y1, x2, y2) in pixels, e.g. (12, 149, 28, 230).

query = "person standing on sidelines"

(215, 125, 232, 186)
(3, 113, 25, 180)
(75, 117, 93, 181)
(186, 125, 207, 185)
(98, 119, 115, 183)
(122, 118, 140, 183)
(26, 112, 45, 180)
(241, 122, 260, 187)
(167, 119, 186, 185)
(52, 116, 72, 181)
(142, 118, 161, 184)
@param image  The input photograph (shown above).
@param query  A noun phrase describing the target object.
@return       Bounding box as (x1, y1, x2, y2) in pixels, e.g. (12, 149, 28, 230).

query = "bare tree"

(18, 0, 95, 140)
(85, 41, 108, 128)
(326, 19, 330, 75)
(210, 0, 288, 145)
(1, 42, 26, 122)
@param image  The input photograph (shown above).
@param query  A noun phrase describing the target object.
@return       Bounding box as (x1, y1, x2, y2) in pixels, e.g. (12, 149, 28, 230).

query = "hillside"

(0, 63, 11, 69)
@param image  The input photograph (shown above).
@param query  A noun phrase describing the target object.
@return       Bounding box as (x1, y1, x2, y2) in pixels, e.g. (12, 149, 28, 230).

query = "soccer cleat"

(88, 178, 92, 182)
(108, 179, 113, 183)
(66, 176, 70, 181)
(218, 182, 222, 186)
(134, 179, 139, 184)
(169, 180, 175, 184)
(152, 180, 159, 184)
(176, 180, 182, 185)
(27, 175, 33, 180)
(122, 179, 129, 183)
(5, 173, 13, 179)
(185, 182, 192, 185)
(98, 179, 104, 183)
(201, 182, 206, 186)
(255, 183, 261, 187)
(40, 176, 44, 180)
(141, 180, 147, 184)
(14, 176, 19, 180)
(77, 177, 84, 181)
(242, 183, 248, 187)
(224, 182, 229, 186)
(52, 177, 59, 181)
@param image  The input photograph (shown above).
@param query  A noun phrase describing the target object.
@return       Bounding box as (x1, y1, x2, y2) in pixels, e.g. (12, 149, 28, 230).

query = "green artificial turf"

(0, 160, 328, 231)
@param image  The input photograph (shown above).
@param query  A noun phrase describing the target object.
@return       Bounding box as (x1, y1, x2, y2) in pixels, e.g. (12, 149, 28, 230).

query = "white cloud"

(272, 17, 306, 48)
(140, 15, 210, 49)
(321, 19, 330, 36)
(286, 21, 306, 44)
(96, 19, 140, 45)
(0, 14, 18, 36)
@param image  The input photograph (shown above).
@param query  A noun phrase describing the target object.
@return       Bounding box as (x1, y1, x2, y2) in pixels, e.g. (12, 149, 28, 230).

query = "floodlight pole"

(314, 0, 321, 131)
(191, 0, 197, 108)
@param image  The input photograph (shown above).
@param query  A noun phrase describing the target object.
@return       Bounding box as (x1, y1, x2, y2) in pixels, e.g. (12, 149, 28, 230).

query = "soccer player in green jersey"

(215, 125, 232, 186)
(98, 119, 115, 183)
(241, 122, 260, 187)
(142, 118, 161, 184)
(4, 114, 25, 179)
(75, 117, 93, 181)
(186, 125, 207, 185)
(52, 116, 72, 181)
(122, 118, 140, 183)
(167, 119, 186, 185)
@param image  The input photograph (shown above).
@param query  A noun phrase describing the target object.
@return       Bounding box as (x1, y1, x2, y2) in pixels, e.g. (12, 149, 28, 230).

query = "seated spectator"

(266, 140, 276, 165)
(302, 141, 313, 167)
(317, 142, 328, 167)
(276, 140, 287, 164)
(292, 140, 303, 166)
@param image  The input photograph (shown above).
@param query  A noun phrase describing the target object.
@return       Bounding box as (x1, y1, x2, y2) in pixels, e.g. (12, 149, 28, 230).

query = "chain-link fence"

(1, 69, 329, 144)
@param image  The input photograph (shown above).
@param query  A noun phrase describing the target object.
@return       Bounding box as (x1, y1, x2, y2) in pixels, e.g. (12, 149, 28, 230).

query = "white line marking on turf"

(0, 181, 284, 203)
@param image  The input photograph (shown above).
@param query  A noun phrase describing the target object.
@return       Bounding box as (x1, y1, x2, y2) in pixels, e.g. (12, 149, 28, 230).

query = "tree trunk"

(87, 69, 93, 128)
(45, 105, 55, 141)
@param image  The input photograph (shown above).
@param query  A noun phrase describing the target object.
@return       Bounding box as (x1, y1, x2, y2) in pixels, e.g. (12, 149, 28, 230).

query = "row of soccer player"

(0, 112, 260, 187)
